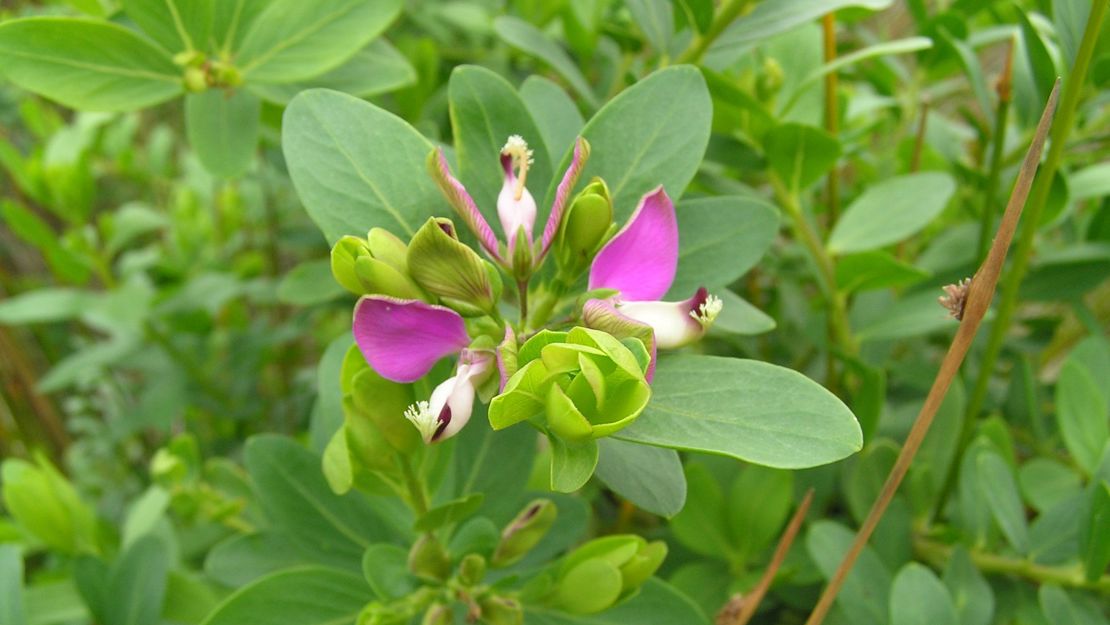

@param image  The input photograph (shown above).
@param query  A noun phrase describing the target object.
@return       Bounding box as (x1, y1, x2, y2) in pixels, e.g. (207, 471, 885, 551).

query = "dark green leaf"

(764, 123, 840, 193)
(201, 566, 370, 625)
(185, 88, 260, 178)
(415, 493, 484, 532)
(942, 547, 994, 625)
(493, 16, 597, 108)
(520, 76, 584, 163)
(668, 196, 779, 298)
(835, 251, 930, 293)
(807, 520, 891, 625)
(890, 563, 958, 625)
(277, 259, 345, 306)
(595, 438, 686, 518)
(0, 545, 26, 625)
(104, 535, 169, 625)
(669, 462, 734, 561)
(361, 544, 415, 601)
(975, 449, 1028, 554)
(249, 40, 416, 104)
(204, 533, 307, 588)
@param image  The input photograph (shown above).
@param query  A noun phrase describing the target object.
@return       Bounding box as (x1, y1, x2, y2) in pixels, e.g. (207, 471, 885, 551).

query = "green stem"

(772, 177, 856, 359)
(518, 278, 529, 330)
(977, 45, 1014, 263)
(398, 455, 429, 517)
(675, 0, 754, 65)
(914, 535, 1110, 592)
(964, 1, 1106, 423)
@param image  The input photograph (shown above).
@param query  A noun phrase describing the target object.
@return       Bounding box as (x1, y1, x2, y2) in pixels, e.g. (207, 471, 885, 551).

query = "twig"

(822, 13, 841, 225)
(803, 79, 1061, 625)
(717, 490, 814, 625)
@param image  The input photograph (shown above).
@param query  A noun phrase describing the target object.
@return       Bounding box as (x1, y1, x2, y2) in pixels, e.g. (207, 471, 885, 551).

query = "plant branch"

(965, 1, 1107, 424)
(717, 489, 814, 625)
(914, 535, 1110, 592)
(675, 0, 754, 65)
(803, 80, 1061, 625)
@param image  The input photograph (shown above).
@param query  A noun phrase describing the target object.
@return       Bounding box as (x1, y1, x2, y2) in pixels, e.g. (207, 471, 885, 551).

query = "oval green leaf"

(828, 172, 955, 254)
(890, 563, 959, 625)
(616, 355, 862, 468)
(595, 438, 686, 518)
(202, 566, 369, 625)
(668, 196, 779, 298)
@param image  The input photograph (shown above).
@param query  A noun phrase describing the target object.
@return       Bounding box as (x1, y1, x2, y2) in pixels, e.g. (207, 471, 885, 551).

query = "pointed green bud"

(479, 596, 524, 625)
(359, 602, 409, 625)
(367, 228, 410, 273)
(549, 535, 664, 613)
(420, 605, 452, 625)
(408, 534, 452, 582)
(556, 178, 612, 272)
(210, 61, 242, 88)
(332, 235, 374, 294)
(457, 553, 486, 586)
(183, 66, 208, 92)
(353, 256, 425, 300)
(617, 540, 667, 593)
(553, 558, 623, 614)
(510, 226, 534, 282)
(492, 499, 558, 567)
(407, 217, 501, 316)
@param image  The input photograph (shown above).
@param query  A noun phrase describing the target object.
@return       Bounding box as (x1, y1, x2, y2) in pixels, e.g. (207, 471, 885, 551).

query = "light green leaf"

(277, 259, 345, 306)
(668, 196, 779, 298)
(448, 65, 552, 230)
(244, 435, 406, 568)
(453, 417, 536, 524)
(626, 0, 674, 54)
(23, 580, 87, 625)
(942, 547, 994, 625)
(976, 449, 1029, 554)
(764, 123, 840, 193)
(122, 0, 212, 53)
(0, 288, 92, 325)
(520, 76, 585, 163)
(524, 578, 709, 625)
(835, 250, 930, 292)
(104, 535, 169, 625)
(0, 546, 26, 625)
(1038, 585, 1109, 625)
(249, 40, 416, 104)
(202, 566, 370, 625)
(236, 0, 403, 84)
(595, 438, 686, 518)
(727, 464, 793, 562)
(213, 0, 266, 53)
(185, 88, 260, 178)
(0, 17, 182, 112)
(1070, 163, 1110, 200)
(121, 487, 170, 548)
(283, 89, 439, 242)
(1055, 360, 1109, 474)
(361, 544, 414, 601)
(310, 334, 353, 453)
(1018, 458, 1082, 513)
(548, 434, 599, 493)
(890, 563, 959, 625)
(493, 16, 597, 108)
(616, 355, 862, 468)
(547, 65, 711, 223)
(204, 533, 307, 588)
(705, 0, 894, 68)
(710, 290, 776, 336)
(807, 520, 891, 625)
(829, 172, 955, 254)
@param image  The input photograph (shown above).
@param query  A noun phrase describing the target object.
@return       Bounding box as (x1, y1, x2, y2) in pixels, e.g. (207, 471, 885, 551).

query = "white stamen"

(501, 135, 534, 201)
(404, 400, 438, 443)
(690, 294, 723, 327)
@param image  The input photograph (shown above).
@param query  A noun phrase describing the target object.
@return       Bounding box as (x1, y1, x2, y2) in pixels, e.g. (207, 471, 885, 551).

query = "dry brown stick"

(717, 489, 815, 625)
(803, 78, 1061, 625)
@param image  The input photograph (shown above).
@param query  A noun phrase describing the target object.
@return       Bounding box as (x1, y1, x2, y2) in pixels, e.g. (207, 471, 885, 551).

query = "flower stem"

(675, 0, 755, 64)
(518, 278, 529, 329)
(964, 1, 1106, 433)
(397, 455, 429, 517)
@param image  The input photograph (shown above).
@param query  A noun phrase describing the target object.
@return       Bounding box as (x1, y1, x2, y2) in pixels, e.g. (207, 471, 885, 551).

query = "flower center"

(501, 135, 534, 201)
(690, 293, 723, 327)
(404, 400, 438, 442)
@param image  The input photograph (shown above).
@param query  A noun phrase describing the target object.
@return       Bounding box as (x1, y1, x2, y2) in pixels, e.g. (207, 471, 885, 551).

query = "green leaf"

(941, 547, 994, 625)
(764, 123, 841, 193)
(1038, 585, 1109, 625)
(1079, 477, 1110, 583)
(524, 578, 709, 625)
(414, 493, 484, 532)
(105, 535, 170, 625)
(520, 76, 585, 163)
(185, 88, 260, 178)
(0, 17, 182, 112)
(248, 39, 415, 104)
(0, 546, 26, 625)
(669, 462, 733, 561)
(453, 417, 536, 524)
(908, 379, 964, 512)
(0, 288, 92, 325)
(727, 464, 793, 562)
(705, 0, 894, 67)
(807, 520, 891, 625)
(283, 89, 439, 242)
(835, 251, 930, 293)
(711, 290, 776, 336)
(675, 0, 713, 34)
(1069, 162, 1110, 200)
(277, 259, 345, 306)
(121, 487, 170, 548)
(1018, 458, 1082, 513)
(23, 580, 88, 625)
(493, 16, 597, 108)
(547, 65, 711, 223)
(1, 457, 98, 554)
(361, 544, 415, 601)
(626, 0, 674, 53)
(890, 563, 959, 625)
(236, 0, 403, 84)
(1055, 360, 1109, 474)
(213, 0, 266, 53)
(202, 566, 370, 625)
(548, 434, 599, 493)
(828, 172, 955, 254)
(122, 0, 212, 53)
(668, 196, 779, 298)
(595, 438, 686, 518)
(975, 449, 1028, 554)
(448, 65, 552, 229)
(616, 355, 862, 469)
(204, 533, 307, 588)
(244, 435, 406, 568)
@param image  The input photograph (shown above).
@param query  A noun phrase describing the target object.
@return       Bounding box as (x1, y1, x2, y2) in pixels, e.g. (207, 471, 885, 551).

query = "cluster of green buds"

(523, 535, 667, 615)
(175, 50, 243, 92)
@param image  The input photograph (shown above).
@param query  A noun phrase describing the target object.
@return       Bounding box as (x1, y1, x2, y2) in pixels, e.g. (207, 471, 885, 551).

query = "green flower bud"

(406, 217, 502, 316)
(421, 604, 452, 625)
(173, 50, 205, 67)
(210, 62, 243, 88)
(479, 596, 524, 625)
(332, 232, 423, 299)
(491, 499, 558, 567)
(409, 534, 452, 582)
(367, 228, 410, 273)
(457, 553, 486, 585)
(556, 178, 613, 272)
(332, 235, 374, 294)
(358, 602, 409, 625)
(183, 66, 208, 92)
(488, 328, 651, 441)
(550, 535, 666, 614)
(510, 226, 535, 282)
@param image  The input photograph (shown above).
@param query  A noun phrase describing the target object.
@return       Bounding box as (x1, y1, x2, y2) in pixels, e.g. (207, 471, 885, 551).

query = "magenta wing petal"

(428, 148, 502, 261)
(353, 296, 470, 383)
(588, 186, 678, 301)
(540, 137, 590, 259)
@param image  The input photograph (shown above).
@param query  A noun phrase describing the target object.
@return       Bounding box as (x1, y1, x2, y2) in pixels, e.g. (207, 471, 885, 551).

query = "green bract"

(489, 327, 651, 441)
(544, 535, 667, 614)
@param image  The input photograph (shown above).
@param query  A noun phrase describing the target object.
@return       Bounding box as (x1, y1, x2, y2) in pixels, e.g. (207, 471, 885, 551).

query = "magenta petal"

(353, 296, 470, 383)
(588, 186, 677, 301)
(428, 149, 502, 261)
(540, 137, 590, 259)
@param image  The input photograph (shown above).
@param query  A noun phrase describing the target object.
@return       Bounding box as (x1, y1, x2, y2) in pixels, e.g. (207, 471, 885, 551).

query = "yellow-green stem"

(675, 0, 754, 65)
(914, 535, 1110, 592)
